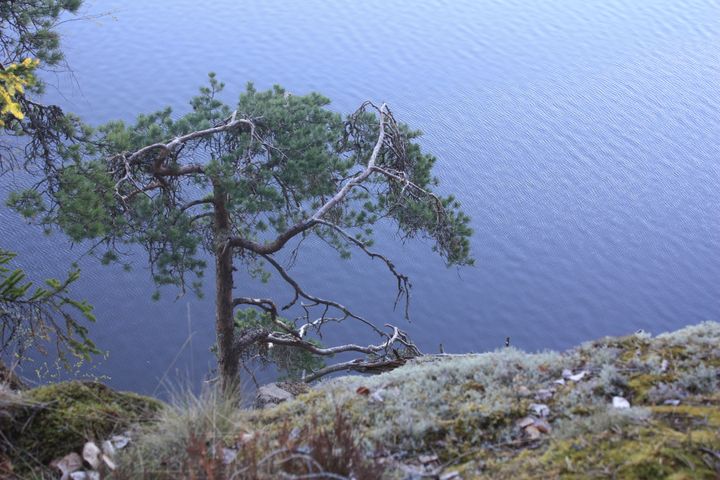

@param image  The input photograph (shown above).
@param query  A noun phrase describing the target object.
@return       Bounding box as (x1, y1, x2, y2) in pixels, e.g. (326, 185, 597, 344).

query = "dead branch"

(268, 325, 401, 356)
(232, 296, 299, 337)
(232, 296, 278, 314)
(260, 254, 386, 337)
(232, 322, 420, 383)
(126, 114, 255, 166)
(110, 112, 261, 204)
(315, 219, 411, 318)
(301, 356, 408, 383)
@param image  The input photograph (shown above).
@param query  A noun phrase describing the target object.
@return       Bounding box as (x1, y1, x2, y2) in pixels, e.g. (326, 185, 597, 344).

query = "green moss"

(570, 405, 593, 416)
(466, 400, 720, 479)
(651, 404, 720, 432)
(476, 422, 719, 479)
(628, 373, 676, 403)
(250, 388, 327, 427)
(463, 380, 486, 393)
(12, 381, 163, 466)
(658, 344, 692, 361)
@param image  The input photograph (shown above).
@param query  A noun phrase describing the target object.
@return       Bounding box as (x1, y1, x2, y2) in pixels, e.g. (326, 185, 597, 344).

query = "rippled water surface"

(2, 0, 719, 392)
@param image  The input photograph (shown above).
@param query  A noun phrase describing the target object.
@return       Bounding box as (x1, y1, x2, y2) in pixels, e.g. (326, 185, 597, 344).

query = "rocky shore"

(2, 322, 719, 479)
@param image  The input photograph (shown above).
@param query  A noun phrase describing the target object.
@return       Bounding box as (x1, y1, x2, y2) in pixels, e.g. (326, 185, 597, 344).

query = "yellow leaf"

(0, 57, 38, 124)
(6, 102, 24, 120)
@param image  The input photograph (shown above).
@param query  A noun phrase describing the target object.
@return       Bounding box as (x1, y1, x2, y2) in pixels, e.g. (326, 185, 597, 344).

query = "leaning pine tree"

(9, 75, 473, 388)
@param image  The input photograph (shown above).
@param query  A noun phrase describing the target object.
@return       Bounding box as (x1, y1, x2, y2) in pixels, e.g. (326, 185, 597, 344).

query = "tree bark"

(212, 183, 238, 390)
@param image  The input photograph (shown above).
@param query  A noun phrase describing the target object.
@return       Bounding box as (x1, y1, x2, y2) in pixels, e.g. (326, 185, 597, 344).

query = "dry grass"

(110, 386, 384, 480)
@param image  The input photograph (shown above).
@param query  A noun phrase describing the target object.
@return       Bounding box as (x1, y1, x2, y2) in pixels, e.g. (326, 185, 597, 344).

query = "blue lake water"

(1, 0, 719, 393)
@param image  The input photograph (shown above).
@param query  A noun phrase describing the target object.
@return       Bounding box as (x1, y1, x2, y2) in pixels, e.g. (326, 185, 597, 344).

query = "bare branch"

(308, 103, 387, 221)
(179, 198, 214, 212)
(316, 219, 411, 318)
(260, 254, 386, 337)
(232, 296, 278, 312)
(297, 316, 344, 338)
(189, 212, 213, 224)
(301, 357, 406, 383)
(235, 323, 420, 383)
(110, 113, 260, 203)
(268, 325, 401, 356)
(232, 296, 300, 338)
(371, 165, 445, 222)
(126, 116, 255, 166)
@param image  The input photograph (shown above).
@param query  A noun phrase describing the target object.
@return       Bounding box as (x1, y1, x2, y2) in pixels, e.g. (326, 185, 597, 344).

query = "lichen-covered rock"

(5, 381, 163, 469)
(479, 398, 720, 479)
(9, 323, 718, 479)
(249, 322, 720, 478)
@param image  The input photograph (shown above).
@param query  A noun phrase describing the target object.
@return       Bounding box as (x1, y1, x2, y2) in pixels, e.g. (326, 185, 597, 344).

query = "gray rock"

(517, 416, 535, 429)
(222, 447, 238, 465)
(568, 370, 588, 382)
(612, 396, 630, 409)
(535, 388, 555, 401)
(255, 383, 295, 408)
(529, 403, 550, 417)
(440, 472, 461, 480)
(418, 454, 438, 464)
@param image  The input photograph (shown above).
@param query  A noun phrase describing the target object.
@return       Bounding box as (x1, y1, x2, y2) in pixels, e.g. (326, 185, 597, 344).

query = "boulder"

(255, 382, 295, 408)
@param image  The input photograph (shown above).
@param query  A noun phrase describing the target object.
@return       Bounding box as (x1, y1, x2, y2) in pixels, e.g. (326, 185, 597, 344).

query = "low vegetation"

(247, 321, 719, 479)
(0, 382, 162, 476)
(1, 322, 718, 479)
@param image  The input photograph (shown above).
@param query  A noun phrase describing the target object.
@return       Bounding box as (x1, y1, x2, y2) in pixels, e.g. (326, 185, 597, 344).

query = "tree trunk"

(213, 184, 238, 390)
